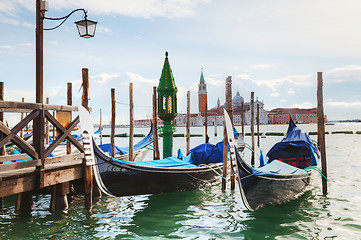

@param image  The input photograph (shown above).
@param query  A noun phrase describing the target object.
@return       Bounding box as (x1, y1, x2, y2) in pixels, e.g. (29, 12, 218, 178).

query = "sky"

(1, 0, 361, 125)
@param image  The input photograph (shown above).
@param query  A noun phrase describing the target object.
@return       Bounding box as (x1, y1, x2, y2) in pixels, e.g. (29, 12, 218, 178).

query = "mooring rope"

(199, 164, 227, 180)
(305, 166, 329, 181)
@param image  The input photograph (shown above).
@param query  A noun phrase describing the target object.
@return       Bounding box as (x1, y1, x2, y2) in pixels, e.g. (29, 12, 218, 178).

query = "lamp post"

(157, 52, 178, 158)
(36, 0, 97, 104)
(34, 0, 97, 156)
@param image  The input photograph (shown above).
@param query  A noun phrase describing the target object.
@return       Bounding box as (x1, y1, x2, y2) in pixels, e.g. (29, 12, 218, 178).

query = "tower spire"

(198, 68, 207, 113)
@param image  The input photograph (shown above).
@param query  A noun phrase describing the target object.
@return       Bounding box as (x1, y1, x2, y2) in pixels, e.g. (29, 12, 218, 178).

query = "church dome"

(232, 91, 244, 106)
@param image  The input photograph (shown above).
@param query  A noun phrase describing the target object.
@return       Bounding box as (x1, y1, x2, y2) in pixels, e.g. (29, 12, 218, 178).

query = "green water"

(1, 123, 361, 239)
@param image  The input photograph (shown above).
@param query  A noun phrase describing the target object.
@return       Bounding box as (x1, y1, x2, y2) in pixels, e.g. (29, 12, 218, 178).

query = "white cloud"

(288, 89, 295, 94)
(270, 92, 279, 97)
(92, 73, 120, 84)
(326, 65, 361, 83)
(125, 72, 157, 86)
(253, 74, 314, 91)
(325, 101, 361, 108)
(5, 89, 35, 101)
(97, 26, 113, 34)
(204, 77, 223, 87)
(22, 22, 33, 28)
(48, 0, 210, 19)
(1, 45, 13, 49)
(251, 64, 273, 69)
(290, 102, 315, 109)
(19, 43, 33, 48)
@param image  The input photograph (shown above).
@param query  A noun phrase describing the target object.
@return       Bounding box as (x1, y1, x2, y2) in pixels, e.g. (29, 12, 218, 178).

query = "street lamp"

(33, 0, 97, 159)
(44, 8, 97, 38)
(37, 1, 97, 104)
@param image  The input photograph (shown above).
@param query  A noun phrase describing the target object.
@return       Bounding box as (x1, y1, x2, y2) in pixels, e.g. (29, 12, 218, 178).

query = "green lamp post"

(157, 52, 178, 158)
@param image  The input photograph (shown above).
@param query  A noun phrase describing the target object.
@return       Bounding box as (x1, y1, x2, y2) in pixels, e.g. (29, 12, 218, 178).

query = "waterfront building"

(268, 108, 327, 124)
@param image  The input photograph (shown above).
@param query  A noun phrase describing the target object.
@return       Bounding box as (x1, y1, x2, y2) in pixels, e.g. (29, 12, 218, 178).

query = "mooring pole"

(82, 68, 93, 210)
(66, 83, 72, 154)
(152, 87, 160, 160)
(250, 92, 255, 166)
(110, 88, 115, 158)
(225, 76, 235, 190)
(317, 72, 328, 195)
(20, 98, 24, 138)
(257, 103, 260, 147)
(186, 91, 191, 155)
(99, 108, 103, 145)
(241, 101, 244, 137)
(0, 82, 4, 210)
(45, 97, 49, 145)
(129, 83, 134, 161)
(222, 123, 228, 191)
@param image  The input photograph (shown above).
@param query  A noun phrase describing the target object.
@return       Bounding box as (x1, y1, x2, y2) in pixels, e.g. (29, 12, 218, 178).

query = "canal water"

(1, 123, 360, 239)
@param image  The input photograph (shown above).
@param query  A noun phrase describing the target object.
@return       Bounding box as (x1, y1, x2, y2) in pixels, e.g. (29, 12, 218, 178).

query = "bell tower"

(198, 68, 207, 113)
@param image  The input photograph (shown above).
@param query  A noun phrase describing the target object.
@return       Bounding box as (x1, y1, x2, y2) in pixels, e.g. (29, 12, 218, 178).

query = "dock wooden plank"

(0, 101, 78, 112)
(43, 166, 83, 187)
(0, 175, 36, 197)
(0, 164, 83, 197)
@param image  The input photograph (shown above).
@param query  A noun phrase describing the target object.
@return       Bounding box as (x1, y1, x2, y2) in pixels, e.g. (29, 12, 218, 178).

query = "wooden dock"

(0, 78, 95, 213)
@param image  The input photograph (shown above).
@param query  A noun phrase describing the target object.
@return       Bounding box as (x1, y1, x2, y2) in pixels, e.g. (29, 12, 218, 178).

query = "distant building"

(175, 72, 269, 126)
(198, 69, 208, 114)
(268, 108, 327, 124)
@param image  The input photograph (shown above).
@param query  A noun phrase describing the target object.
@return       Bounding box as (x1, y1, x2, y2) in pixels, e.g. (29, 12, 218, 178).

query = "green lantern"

(157, 51, 177, 158)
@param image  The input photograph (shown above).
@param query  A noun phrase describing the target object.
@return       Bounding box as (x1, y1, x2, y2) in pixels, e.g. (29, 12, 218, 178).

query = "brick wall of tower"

(198, 93, 207, 113)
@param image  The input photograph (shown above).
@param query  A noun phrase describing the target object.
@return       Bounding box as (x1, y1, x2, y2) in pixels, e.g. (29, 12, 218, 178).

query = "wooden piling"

(257, 103, 260, 147)
(129, 83, 134, 161)
(225, 76, 235, 190)
(100, 109, 103, 145)
(82, 68, 93, 210)
(186, 91, 190, 154)
(0, 82, 4, 210)
(250, 92, 255, 166)
(241, 102, 244, 137)
(110, 88, 115, 158)
(20, 98, 24, 138)
(222, 123, 228, 191)
(317, 72, 328, 195)
(152, 87, 160, 160)
(45, 98, 49, 145)
(67, 83, 72, 155)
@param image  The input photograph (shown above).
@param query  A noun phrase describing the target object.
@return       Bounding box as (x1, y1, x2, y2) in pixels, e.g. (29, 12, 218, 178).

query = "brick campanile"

(198, 68, 207, 113)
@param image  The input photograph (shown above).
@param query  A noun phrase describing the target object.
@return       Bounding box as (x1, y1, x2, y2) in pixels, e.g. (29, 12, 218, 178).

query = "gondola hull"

(223, 109, 314, 211)
(236, 152, 312, 211)
(94, 143, 222, 196)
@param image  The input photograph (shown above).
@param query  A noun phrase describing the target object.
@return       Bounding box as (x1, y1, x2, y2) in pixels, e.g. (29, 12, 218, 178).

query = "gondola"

(224, 110, 319, 211)
(92, 139, 226, 197)
(97, 124, 153, 161)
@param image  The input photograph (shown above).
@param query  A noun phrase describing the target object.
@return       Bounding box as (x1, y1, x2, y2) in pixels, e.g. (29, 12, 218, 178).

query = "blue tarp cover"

(98, 133, 152, 155)
(252, 160, 307, 176)
(187, 141, 225, 165)
(112, 156, 198, 168)
(266, 118, 318, 165)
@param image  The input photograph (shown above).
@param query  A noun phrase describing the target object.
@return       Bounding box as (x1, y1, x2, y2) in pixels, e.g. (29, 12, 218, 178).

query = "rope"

(199, 164, 227, 180)
(305, 166, 329, 181)
(312, 140, 321, 151)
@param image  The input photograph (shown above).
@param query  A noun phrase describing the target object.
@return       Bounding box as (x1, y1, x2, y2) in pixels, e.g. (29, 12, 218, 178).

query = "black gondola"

(224, 110, 319, 211)
(93, 140, 227, 196)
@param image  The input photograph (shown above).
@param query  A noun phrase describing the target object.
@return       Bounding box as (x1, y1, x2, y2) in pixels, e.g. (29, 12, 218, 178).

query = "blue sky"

(1, 0, 361, 125)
